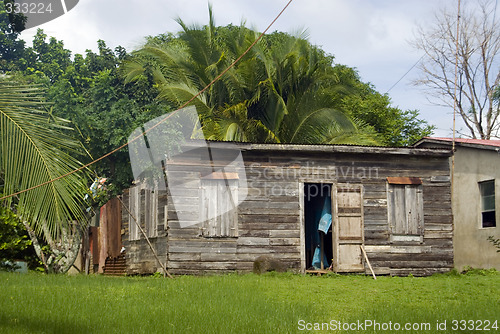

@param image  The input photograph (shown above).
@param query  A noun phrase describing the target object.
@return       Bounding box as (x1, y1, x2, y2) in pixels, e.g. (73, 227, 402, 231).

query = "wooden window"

(387, 181, 424, 239)
(200, 179, 238, 237)
(479, 180, 496, 228)
(128, 184, 159, 240)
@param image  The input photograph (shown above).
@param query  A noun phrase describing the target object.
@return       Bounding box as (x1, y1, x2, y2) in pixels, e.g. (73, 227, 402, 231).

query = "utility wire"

(0, 0, 294, 202)
(385, 54, 424, 94)
(384, 3, 463, 94)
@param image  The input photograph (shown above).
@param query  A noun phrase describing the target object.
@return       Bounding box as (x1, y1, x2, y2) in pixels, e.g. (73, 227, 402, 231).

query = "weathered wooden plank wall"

(121, 144, 453, 276)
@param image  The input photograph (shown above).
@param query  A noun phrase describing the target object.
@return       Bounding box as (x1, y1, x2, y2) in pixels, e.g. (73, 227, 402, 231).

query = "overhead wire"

(384, 3, 462, 95)
(0, 0, 294, 202)
(452, 0, 461, 193)
(385, 54, 424, 94)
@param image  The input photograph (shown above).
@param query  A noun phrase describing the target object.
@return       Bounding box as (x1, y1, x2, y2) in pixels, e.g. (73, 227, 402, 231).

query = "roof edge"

(414, 137, 500, 151)
(184, 140, 453, 157)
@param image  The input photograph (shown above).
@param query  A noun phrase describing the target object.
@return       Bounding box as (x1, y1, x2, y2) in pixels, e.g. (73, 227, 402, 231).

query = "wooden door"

(332, 184, 364, 272)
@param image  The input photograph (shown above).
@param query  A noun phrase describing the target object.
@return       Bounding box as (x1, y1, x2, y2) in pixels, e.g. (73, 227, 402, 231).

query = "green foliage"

(0, 81, 90, 238)
(1, 14, 436, 201)
(124, 13, 432, 146)
(61, 45, 171, 196)
(461, 266, 499, 275)
(488, 236, 500, 253)
(9, 32, 171, 196)
(338, 66, 435, 146)
(0, 272, 498, 333)
(123, 16, 382, 145)
(15, 29, 72, 82)
(0, 1, 26, 69)
(0, 205, 30, 270)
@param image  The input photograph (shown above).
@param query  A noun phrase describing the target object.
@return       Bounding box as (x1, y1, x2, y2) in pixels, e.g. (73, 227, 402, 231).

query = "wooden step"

(103, 253, 127, 276)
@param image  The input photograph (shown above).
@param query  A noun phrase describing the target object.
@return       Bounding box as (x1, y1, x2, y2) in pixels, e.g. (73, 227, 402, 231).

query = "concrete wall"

(453, 147, 500, 270)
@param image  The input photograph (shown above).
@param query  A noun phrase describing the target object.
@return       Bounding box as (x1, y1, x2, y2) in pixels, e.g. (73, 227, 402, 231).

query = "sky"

(19, 0, 471, 137)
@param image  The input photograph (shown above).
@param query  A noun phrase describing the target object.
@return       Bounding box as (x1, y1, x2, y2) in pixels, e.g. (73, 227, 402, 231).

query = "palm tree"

(0, 80, 90, 272)
(246, 33, 380, 145)
(122, 9, 380, 145)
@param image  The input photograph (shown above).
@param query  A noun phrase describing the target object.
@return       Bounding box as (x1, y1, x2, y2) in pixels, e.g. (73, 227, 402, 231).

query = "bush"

(461, 266, 498, 276)
(0, 206, 40, 271)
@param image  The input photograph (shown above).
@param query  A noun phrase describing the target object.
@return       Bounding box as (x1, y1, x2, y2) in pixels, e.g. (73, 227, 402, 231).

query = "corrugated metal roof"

(181, 139, 452, 157)
(414, 137, 500, 151)
(428, 137, 500, 147)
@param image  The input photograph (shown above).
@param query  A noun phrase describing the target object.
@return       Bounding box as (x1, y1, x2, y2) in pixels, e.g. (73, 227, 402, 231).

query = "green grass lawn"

(0, 271, 498, 333)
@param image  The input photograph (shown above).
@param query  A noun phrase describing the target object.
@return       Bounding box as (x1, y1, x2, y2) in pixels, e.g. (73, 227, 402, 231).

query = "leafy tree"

(1, 32, 173, 271)
(338, 66, 435, 146)
(0, 205, 32, 270)
(123, 12, 381, 145)
(16, 29, 72, 82)
(124, 10, 433, 146)
(46, 40, 170, 196)
(0, 1, 26, 70)
(8, 32, 168, 196)
(412, 0, 500, 139)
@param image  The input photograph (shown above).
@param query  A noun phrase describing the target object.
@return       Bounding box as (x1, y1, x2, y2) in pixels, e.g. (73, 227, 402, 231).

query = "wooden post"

(320, 233, 324, 270)
(360, 245, 376, 280)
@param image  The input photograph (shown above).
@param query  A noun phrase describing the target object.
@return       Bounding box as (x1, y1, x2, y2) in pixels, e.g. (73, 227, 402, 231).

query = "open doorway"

(304, 183, 333, 270)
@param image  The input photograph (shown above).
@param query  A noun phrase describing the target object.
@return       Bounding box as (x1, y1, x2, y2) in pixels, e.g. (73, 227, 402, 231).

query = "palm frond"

(156, 82, 211, 115)
(0, 81, 90, 238)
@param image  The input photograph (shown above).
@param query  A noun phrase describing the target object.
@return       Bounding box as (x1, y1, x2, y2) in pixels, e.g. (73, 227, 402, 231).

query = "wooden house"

(120, 141, 454, 276)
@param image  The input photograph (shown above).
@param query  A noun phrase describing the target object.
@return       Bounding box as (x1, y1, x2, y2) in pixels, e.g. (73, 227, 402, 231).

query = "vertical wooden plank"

(387, 183, 395, 234)
(209, 182, 217, 236)
(393, 185, 406, 234)
(106, 198, 122, 257)
(200, 181, 207, 234)
(218, 181, 226, 237)
(332, 184, 339, 272)
(405, 185, 416, 234)
(129, 186, 139, 241)
(140, 188, 146, 238)
(144, 189, 151, 237)
(229, 181, 238, 237)
(90, 226, 99, 265)
(164, 204, 168, 229)
(128, 186, 134, 241)
(150, 187, 158, 237)
(98, 205, 107, 273)
(416, 185, 424, 235)
(201, 180, 218, 237)
(404, 185, 424, 235)
(299, 182, 305, 273)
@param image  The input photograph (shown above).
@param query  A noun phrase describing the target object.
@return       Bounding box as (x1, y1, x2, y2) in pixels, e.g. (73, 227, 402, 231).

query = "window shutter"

(129, 186, 140, 241)
(388, 183, 424, 237)
(201, 179, 238, 237)
(144, 187, 158, 238)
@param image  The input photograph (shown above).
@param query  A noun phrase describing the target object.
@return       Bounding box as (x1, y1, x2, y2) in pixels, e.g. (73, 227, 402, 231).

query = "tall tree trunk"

(23, 221, 83, 274)
(23, 221, 49, 272)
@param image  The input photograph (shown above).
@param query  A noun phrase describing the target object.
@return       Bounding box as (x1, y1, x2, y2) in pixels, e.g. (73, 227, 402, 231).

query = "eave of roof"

(182, 140, 452, 157)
